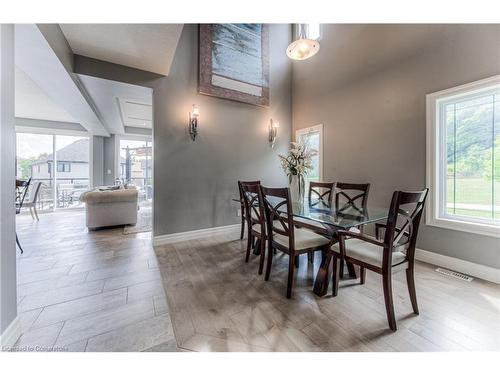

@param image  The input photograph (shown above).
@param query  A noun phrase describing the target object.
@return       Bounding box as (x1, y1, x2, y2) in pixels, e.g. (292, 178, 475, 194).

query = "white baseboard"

(0, 316, 21, 351)
(416, 248, 500, 284)
(153, 224, 240, 246)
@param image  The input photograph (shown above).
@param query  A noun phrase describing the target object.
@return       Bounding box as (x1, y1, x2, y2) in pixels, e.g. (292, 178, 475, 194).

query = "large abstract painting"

(199, 24, 269, 107)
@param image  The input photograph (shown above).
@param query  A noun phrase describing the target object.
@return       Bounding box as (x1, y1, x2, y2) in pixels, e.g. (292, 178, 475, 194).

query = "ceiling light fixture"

(286, 24, 320, 61)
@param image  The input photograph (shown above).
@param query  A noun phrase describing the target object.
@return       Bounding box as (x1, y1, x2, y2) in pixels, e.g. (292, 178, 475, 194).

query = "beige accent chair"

(80, 187, 138, 230)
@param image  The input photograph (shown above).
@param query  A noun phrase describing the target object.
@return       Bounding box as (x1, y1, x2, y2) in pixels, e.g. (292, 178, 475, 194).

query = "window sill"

(426, 216, 500, 238)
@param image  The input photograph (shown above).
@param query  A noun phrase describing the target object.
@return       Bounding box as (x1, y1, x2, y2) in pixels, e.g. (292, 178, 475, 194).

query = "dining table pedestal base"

(312, 250, 358, 296)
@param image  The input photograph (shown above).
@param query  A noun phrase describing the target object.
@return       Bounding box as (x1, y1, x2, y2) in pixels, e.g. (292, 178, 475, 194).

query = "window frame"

(426, 75, 500, 238)
(57, 162, 71, 173)
(295, 124, 324, 182)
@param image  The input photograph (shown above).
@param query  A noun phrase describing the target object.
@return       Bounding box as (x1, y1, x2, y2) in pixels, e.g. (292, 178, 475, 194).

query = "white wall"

(0, 24, 18, 343)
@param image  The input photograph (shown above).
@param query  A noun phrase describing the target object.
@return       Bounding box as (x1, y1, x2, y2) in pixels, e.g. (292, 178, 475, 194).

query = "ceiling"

(59, 24, 184, 76)
(16, 24, 110, 136)
(15, 66, 77, 123)
(118, 98, 152, 128)
(293, 24, 451, 94)
(77, 74, 152, 134)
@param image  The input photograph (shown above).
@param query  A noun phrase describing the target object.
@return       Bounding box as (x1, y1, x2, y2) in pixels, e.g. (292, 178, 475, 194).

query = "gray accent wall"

(292, 24, 500, 268)
(152, 24, 292, 236)
(0, 24, 17, 337)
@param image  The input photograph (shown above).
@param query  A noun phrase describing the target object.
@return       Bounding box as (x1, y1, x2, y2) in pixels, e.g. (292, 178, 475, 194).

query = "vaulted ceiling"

(59, 24, 184, 76)
(15, 24, 184, 135)
(15, 66, 76, 123)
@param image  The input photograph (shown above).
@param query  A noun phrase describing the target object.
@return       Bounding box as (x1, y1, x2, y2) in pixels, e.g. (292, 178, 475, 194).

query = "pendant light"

(286, 24, 320, 61)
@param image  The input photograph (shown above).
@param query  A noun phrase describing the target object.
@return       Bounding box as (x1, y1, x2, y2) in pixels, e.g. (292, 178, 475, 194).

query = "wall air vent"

(435, 267, 474, 282)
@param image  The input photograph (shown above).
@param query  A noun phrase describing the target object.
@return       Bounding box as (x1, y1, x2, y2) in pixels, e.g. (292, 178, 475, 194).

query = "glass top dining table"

(281, 198, 388, 231)
(233, 196, 388, 296)
(234, 197, 388, 231)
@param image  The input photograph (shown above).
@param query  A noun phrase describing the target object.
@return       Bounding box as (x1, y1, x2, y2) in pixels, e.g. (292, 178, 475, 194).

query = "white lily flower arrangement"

(278, 142, 318, 201)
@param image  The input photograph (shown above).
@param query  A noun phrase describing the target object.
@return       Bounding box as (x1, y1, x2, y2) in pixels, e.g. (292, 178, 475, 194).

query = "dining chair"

(330, 188, 429, 331)
(15, 178, 32, 254)
(237, 180, 261, 240)
(23, 181, 43, 221)
(309, 181, 335, 207)
(241, 183, 267, 274)
(260, 186, 331, 298)
(335, 182, 370, 215)
(295, 181, 335, 263)
(335, 182, 371, 277)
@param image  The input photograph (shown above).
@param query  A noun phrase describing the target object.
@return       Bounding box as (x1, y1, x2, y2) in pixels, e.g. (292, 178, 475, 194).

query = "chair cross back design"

(237, 180, 261, 240)
(260, 187, 292, 240)
(332, 188, 429, 331)
(260, 185, 331, 298)
(241, 182, 267, 274)
(309, 181, 335, 207)
(335, 182, 370, 214)
(242, 184, 266, 233)
(378, 190, 429, 258)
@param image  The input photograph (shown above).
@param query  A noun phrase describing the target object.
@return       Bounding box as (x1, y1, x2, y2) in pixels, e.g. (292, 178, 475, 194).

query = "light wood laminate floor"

(156, 233, 500, 352)
(15, 211, 500, 351)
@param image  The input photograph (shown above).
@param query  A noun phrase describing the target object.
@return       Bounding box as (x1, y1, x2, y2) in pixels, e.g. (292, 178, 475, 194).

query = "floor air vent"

(435, 267, 474, 282)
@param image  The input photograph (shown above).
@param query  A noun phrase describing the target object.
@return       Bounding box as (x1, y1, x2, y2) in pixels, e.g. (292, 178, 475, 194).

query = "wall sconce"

(269, 119, 279, 148)
(189, 104, 199, 141)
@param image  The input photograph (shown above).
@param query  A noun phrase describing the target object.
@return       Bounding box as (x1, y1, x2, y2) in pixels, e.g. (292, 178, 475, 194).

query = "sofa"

(80, 187, 138, 230)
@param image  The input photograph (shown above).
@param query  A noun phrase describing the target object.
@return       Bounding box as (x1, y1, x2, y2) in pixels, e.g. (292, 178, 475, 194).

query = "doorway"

(116, 136, 153, 234)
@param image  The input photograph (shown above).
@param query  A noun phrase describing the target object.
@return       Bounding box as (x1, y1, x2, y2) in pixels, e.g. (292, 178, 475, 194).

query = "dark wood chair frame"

(331, 188, 429, 331)
(335, 182, 370, 215)
(237, 180, 261, 240)
(308, 181, 335, 207)
(260, 185, 331, 298)
(15, 178, 32, 254)
(334, 182, 371, 278)
(300, 181, 336, 264)
(241, 183, 267, 275)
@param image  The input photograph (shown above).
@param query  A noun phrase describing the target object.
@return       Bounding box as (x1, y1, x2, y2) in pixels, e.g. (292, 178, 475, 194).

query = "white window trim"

(426, 75, 500, 238)
(295, 124, 324, 181)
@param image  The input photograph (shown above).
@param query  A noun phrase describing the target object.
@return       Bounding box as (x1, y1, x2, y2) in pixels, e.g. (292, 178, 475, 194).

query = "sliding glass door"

(16, 132, 90, 211)
(117, 138, 152, 203)
(16, 133, 55, 210)
(54, 135, 90, 209)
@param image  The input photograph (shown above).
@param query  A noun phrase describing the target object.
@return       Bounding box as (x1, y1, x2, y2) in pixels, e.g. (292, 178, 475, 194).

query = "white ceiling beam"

(15, 24, 110, 136)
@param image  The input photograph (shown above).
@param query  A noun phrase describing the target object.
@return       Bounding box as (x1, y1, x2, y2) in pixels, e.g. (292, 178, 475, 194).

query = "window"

(16, 132, 90, 211)
(426, 76, 500, 237)
(57, 162, 71, 173)
(296, 124, 323, 182)
(16, 132, 54, 209)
